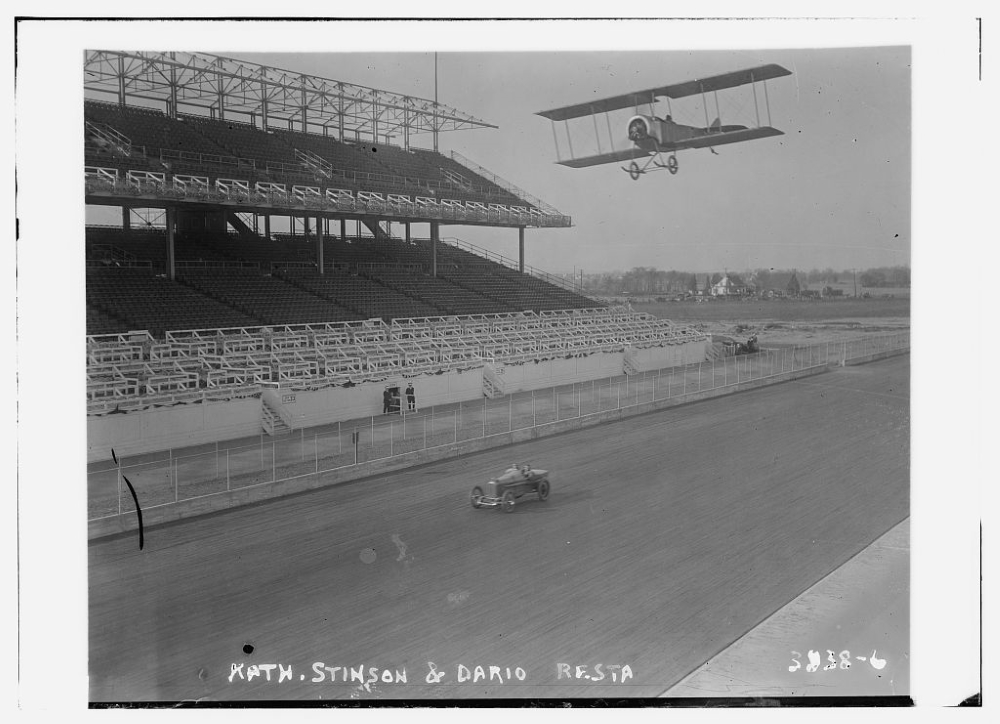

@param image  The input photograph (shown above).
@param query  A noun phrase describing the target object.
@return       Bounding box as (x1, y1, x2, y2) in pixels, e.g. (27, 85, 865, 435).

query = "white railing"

(88, 332, 909, 520)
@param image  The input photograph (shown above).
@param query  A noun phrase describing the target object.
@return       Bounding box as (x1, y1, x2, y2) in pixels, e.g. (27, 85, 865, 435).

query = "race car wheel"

(501, 490, 516, 513)
(471, 486, 484, 509)
(537, 479, 550, 501)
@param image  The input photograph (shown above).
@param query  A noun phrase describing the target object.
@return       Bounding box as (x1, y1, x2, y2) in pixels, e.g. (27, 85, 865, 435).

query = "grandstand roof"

(84, 51, 498, 145)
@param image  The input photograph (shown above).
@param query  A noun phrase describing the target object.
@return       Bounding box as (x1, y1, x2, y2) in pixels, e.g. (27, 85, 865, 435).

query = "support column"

(264, 214, 271, 241)
(340, 218, 347, 242)
(518, 226, 525, 273)
(165, 206, 176, 281)
(316, 215, 324, 274)
(430, 221, 439, 277)
(122, 207, 131, 231)
(405, 222, 411, 243)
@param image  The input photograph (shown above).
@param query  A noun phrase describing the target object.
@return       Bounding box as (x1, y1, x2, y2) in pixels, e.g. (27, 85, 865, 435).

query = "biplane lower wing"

(557, 148, 653, 168)
(670, 125, 784, 151)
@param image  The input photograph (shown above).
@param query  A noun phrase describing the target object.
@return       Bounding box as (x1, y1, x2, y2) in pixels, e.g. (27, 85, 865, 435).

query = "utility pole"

(433, 53, 439, 152)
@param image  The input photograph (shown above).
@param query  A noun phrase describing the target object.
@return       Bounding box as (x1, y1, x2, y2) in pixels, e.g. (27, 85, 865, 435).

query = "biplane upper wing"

(556, 148, 653, 168)
(667, 125, 785, 151)
(658, 64, 792, 100)
(537, 64, 792, 122)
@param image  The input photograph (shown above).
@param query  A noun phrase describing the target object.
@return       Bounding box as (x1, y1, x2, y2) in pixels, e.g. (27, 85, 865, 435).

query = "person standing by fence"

(406, 383, 416, 412)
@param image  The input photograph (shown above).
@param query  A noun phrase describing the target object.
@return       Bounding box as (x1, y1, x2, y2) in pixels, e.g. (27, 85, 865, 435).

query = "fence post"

(300, 427, 304, 462)
(617, 383, 620, 408)
(371, 416, 374, 448)
(532, 390, 536, 426)
(390, 421, 393, 457)
(509, 395, 513, 431)
(314, 435, 318, 472)
(483, 397, 487, 437)
(227, 449, 231, 491)
(579, 386, 582, 417)
(117, 461, 123, 516)
(174, 458, 178, 503)
(684, 365, 688, 394)
(215, 441, 219, 479)
(454, 410, 458, 443)
(699, 363, 702, 391)
(423, 415, 427, 449)
(338, 421, 342, 454)
(272, 441, 276, 482)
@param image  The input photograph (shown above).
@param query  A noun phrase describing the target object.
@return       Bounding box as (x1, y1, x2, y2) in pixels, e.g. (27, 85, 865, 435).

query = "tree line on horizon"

(575, 265, 910, 295)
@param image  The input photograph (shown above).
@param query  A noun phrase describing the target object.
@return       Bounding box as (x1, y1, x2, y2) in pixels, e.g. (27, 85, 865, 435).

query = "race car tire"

(501, 490, 516, 513)
(471, 486, 484, 509)
(537, 479, 550, 501)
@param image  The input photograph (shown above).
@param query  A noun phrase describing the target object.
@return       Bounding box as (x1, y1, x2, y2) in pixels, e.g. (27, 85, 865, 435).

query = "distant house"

(711, 273, 750, 297)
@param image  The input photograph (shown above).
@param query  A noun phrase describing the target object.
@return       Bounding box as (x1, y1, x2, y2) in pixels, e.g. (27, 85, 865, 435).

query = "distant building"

(711, 273, 750, 297)
(760, 271, 801, 298)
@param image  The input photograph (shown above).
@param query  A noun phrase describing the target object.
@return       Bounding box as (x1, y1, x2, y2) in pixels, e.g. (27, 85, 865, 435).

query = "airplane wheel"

(628, 161, 641, 181)
(667, 155, 679, 175)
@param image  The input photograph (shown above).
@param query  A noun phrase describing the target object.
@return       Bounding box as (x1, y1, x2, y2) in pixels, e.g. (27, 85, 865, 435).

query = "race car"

(471, 463, 550, 513)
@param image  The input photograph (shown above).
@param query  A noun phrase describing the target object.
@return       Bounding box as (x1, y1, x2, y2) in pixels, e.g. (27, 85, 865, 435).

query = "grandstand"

(84, 51, 709, 461)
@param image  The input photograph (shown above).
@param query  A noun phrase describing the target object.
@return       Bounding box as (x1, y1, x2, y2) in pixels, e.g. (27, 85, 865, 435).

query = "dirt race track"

(89, 355, 909, 702)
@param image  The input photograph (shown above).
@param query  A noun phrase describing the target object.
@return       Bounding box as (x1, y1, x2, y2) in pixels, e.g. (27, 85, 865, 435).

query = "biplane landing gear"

(628, 161, 642, 181)
(666, 154, 679, 175)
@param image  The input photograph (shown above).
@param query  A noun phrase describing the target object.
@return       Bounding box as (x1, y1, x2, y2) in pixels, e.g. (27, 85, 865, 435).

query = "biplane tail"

(709, 117, 749, 134)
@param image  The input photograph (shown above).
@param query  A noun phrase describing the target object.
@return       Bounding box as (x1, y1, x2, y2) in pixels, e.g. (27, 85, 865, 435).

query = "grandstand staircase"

(362, 219, 393, 242)
(295, 148, 333, 179)
(261, 398, 291, 436)
(439, 166, 473, 190)
(482, 364, 506, 399)
(85, 121, 134, 158)
(225, 211, 258, 239)
(623, 346, 639, 376)
(704, 341, 728, 362)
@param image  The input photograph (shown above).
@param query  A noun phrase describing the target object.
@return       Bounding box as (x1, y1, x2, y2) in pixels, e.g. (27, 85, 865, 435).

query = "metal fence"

(88, 332, 909, 521)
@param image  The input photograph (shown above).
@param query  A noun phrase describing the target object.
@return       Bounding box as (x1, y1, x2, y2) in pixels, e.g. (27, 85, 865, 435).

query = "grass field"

(633, 297, 910, 323)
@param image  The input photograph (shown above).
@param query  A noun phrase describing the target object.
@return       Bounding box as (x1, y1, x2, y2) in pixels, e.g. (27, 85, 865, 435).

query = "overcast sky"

(231, 46, 911, 275)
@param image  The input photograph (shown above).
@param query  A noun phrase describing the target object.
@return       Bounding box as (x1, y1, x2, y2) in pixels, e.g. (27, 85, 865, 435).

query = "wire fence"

(88, 332, 909, 521)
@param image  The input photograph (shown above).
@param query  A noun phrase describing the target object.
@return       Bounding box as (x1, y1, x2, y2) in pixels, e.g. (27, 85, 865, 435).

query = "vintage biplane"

(537, 64, 792, 180)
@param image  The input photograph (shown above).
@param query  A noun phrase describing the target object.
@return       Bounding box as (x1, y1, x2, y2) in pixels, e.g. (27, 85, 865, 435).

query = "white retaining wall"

(87, 341, 707, 462)
(88, 396, 263, 462)
(262, 367, 485, 430)
(495, 340, 708, 393)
